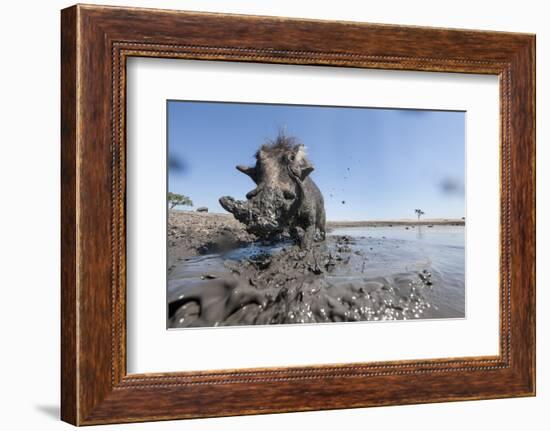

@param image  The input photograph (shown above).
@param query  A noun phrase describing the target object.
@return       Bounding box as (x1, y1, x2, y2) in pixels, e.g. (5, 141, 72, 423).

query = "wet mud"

(168, 234, 448, 328)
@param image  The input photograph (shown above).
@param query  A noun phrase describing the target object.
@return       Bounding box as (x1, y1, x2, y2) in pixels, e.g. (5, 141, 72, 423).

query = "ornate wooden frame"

(61, 4, 535, 425)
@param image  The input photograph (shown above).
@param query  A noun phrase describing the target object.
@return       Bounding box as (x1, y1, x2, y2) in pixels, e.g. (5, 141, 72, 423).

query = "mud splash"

(168, 235, 441, 328)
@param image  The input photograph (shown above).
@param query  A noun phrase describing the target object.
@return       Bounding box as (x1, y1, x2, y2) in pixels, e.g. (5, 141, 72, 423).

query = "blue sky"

(168, 101, 465, 221)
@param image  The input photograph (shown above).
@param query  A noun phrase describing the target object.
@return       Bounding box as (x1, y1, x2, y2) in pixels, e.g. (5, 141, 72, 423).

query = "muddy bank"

(168, 210, 255, 271)
(168, 234, 444, 328)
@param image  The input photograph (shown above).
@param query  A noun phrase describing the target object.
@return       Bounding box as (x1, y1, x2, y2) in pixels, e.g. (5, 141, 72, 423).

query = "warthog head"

(219, 134, 314, 239)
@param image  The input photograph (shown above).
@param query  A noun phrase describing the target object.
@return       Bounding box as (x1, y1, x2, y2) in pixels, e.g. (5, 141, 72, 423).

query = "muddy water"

(167, 226, 465, 328)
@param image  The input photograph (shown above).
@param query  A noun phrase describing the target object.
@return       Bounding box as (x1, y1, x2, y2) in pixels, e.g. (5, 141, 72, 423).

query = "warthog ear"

(236, 165, 258, 183)
(290, 145, 314, 180)
(299, 161, 314, 180)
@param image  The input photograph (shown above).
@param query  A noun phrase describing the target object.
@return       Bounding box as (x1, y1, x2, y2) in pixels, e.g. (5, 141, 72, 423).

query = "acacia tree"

(168, 192, 193, 209)
(414, 208, 425, 220)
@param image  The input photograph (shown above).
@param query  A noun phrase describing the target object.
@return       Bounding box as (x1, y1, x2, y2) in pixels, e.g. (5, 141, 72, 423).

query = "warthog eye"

(283, 190, 296, 200)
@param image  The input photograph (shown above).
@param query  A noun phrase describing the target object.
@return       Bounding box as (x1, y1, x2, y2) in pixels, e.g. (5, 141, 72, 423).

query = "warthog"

(219, 134, 326, 249)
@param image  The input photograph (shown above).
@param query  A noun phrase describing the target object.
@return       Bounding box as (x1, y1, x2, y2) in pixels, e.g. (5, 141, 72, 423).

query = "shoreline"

(327, 219, 464, 228)
(167, 210, 464, 271)
(171, 210, 465, 227)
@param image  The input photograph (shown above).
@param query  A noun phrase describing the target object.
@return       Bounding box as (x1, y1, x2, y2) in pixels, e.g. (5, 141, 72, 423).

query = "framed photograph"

(61, 4, 536, 425)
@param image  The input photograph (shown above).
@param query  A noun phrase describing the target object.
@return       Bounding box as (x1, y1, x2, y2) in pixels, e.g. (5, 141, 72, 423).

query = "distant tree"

(168, 192, 193, 209)
(414, 209, 425, 220)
